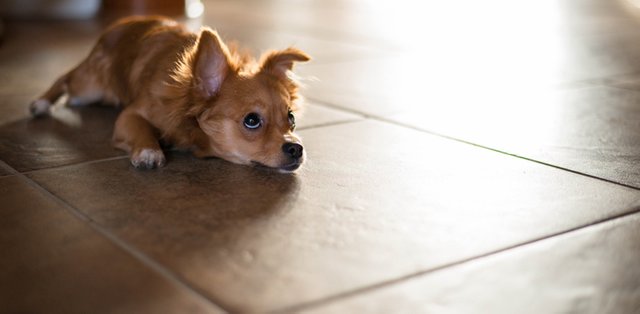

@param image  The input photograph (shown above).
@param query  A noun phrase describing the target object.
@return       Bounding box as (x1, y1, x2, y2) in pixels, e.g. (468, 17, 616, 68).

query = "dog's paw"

(29, 99, 51, 117)
(131, 148, 166, 169)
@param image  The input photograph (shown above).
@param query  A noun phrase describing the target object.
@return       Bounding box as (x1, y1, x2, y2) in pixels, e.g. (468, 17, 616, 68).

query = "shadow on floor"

(0, 105, 123, 172)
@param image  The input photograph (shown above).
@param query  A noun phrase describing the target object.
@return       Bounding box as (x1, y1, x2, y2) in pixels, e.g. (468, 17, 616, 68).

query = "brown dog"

(30, 16, 310, 171)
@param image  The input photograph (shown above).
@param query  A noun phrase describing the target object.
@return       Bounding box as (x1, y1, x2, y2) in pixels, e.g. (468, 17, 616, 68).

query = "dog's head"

(183, 28, 310, 172)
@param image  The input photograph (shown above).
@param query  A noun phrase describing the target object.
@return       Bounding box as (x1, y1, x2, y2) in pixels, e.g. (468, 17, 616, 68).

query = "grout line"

(0, 160, 20, 175)
(306, 53, 394, 66)
(554, 71, 640, 90)
(307, 98, 640, 191)
(306, 97, 374, 118)
(217, 18, 394, 58)
(20, 155, 129, 176)
(297, 118, 363, 131)
(597, 82, 640, 93)
(299, 52, 395, 66)
(297, 101, 368, 131)
(272, 204, 640, 314)
(244, 22, 405, 53)
(0, 160, 232, 313)
(603, 84, 640, 92)
(373, 115, 640, 191)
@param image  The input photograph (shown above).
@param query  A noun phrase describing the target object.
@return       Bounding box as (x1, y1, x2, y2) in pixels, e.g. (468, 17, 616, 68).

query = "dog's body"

(31, 16, 309, 171)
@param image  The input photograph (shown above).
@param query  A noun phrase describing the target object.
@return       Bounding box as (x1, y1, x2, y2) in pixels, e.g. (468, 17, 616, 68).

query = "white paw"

(131, 148, 166, 169)
(29, 99, 51, 116)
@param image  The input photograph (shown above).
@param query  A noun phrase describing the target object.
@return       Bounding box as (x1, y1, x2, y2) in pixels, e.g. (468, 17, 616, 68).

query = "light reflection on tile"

(298, 56, 640, 187)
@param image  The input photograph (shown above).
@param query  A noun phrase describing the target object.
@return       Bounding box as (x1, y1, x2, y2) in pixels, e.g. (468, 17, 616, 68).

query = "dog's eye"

(288, 110, 296, 130)
(243, 113, 262, 129)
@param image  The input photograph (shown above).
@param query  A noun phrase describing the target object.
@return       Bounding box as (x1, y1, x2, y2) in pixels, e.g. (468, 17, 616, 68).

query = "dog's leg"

(113, 108, 166, 169)
(31, 52, 112, 116)
(64, 64, 108, 107)
(30, 71, 71, 116)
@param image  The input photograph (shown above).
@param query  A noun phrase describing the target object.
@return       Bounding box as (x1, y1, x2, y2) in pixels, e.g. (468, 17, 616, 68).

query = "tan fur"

(31, 16, 310, 170)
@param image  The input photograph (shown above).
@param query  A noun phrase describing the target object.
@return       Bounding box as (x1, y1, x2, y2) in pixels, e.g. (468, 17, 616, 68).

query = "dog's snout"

(282, 142, 303, 159)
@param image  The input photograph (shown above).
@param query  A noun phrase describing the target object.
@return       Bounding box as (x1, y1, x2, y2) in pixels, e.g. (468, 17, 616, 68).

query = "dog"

(30, 16, 310, 171)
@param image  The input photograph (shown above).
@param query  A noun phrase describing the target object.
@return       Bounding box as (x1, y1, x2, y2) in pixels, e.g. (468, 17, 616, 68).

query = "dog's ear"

(260, 48, 310, 80)
(193, 28, 230, 99)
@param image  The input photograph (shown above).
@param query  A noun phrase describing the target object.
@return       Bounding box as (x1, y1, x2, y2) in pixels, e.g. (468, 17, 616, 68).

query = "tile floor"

(1, 0, 640, 313)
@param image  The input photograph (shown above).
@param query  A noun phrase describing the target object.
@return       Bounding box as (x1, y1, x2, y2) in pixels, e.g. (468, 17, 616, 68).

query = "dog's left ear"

(193, 28, 230, 99)
(260, 48, 310, 80)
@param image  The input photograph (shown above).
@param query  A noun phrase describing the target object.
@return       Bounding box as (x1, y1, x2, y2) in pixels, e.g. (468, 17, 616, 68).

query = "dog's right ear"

(260, 48, 310, 81)
(193, 28, 230, 99)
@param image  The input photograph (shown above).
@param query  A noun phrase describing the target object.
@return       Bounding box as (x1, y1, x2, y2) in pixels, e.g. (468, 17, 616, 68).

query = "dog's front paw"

(29, 99, 52, 117)
(131, 148, 166, 169)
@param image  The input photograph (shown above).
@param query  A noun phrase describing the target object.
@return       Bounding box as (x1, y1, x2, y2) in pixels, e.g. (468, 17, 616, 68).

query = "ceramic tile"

(0, 94, 35, 125)
(299, 55, 640, 188)
(298, 43, 640, 116)
(207, 22, 388, 64)
(303, 212, 640, 314)
(201, 0, 640, 58)
(296, 102, 362, 130)
(5, 0, 640, 312)
(0, 105, 124, 172)
(602, 73, 640, 90)
(0, 21, 121, 172)
(389, 86, 640, 188)
(27, 120, 640, 312)
(290, 0, 640, 115)
(0, 21, 99, 96)
(0, 176, 221, 313)
(0, 169, 12, 177)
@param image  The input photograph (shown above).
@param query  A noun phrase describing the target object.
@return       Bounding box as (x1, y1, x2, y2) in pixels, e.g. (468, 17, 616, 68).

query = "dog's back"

(82, 16, 194, 107)
(31, 16, 192, 113)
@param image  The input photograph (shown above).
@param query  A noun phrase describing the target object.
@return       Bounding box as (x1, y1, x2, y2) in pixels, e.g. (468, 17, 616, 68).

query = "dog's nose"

(282, 142, 303, 159)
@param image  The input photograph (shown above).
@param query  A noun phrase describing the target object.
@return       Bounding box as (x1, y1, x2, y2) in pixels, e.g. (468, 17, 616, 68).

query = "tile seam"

(272, 204, 640, 313)
(0, 160, 232, 313)
(20, 155, 129, 176)
(307, 97, 640, 191)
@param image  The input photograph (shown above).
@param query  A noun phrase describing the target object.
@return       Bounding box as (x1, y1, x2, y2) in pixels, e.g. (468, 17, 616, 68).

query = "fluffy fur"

(30, 16, 310, 171)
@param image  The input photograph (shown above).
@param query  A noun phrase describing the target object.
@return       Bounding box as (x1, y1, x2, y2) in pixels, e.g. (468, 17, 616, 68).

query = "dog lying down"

(30, 16, 310, 172)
